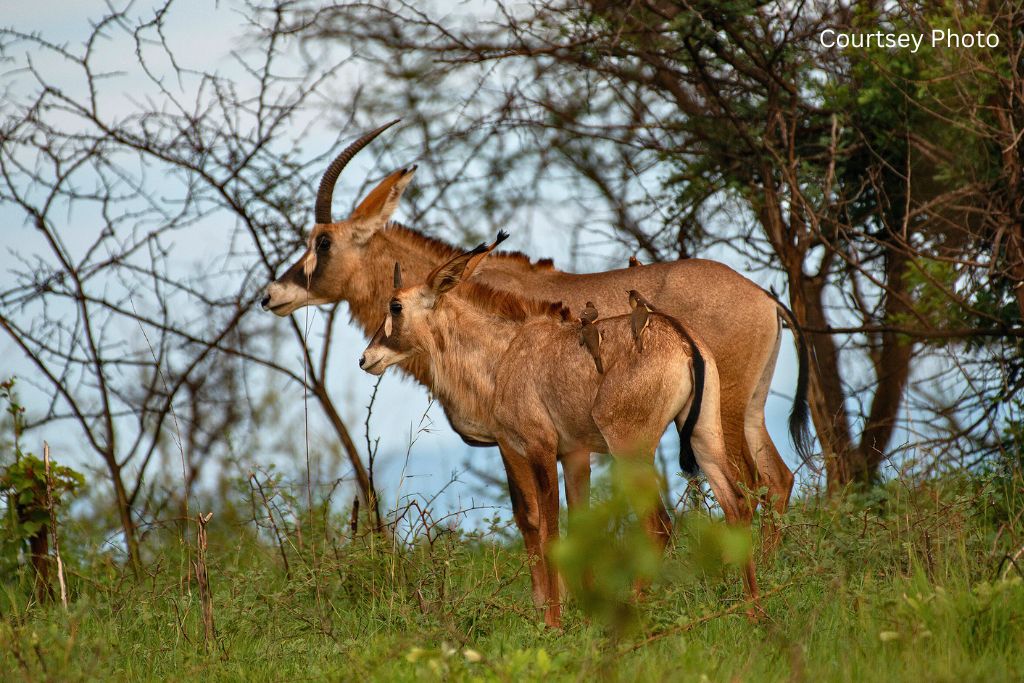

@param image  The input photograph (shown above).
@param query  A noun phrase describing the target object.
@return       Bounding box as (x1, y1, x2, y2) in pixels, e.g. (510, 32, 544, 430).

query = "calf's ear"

(427, 230, 511, 295)
(462, 230, 509, 281)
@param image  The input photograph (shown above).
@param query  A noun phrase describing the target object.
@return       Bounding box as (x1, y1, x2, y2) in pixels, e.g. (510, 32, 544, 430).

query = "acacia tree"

(293, 0, 1024, 488)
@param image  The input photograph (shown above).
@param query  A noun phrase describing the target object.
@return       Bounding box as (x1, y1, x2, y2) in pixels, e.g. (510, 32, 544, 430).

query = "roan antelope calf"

(358, 233, 758, 628)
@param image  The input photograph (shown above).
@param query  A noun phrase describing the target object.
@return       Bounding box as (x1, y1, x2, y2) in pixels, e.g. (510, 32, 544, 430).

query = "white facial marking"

(303, 251, 317, 278)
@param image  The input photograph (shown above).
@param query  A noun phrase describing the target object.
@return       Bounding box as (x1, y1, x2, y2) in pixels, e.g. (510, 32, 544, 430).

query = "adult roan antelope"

(260, 121, 813, 528)
(357, 233, 758, 627)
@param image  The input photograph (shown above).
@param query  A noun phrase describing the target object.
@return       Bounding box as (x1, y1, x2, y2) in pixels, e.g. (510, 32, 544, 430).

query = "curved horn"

(314, 119, 401, 225)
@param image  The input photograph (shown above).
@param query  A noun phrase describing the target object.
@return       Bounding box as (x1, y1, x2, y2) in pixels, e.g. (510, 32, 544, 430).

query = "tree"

(293, 0, 1024, 488)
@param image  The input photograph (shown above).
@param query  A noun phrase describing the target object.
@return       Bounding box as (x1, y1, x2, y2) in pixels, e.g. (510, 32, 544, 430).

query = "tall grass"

(2, 469, 1022, 682)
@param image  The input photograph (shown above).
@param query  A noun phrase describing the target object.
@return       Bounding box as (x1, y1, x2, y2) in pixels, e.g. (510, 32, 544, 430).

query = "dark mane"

(386, 222, 556, 271)
(501, 250, 556, 271)
(457, 280, 571, 322)
(385, 221, 460, 260)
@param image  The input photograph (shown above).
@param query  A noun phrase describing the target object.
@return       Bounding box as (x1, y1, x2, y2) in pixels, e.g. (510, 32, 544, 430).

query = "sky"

(0, 0, 809, 529)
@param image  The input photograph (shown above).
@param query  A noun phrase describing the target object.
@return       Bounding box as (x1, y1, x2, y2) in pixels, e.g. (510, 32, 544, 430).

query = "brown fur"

(449, 281, 571, 322)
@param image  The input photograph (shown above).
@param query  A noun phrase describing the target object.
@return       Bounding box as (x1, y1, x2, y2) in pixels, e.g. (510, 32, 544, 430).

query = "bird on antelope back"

(628, 289, 655, 352)
(579, 301, 604, 374)
(628, 255, 642, 268)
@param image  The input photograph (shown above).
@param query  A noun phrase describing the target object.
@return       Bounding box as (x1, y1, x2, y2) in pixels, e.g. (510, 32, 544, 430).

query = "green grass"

(2, 472, 1023, 682)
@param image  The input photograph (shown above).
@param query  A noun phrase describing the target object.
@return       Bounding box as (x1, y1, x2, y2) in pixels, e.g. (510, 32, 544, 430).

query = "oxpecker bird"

(628, 289, 654, 352)
(628, 255, 642, 268)
(579, 301, 604, 373)
(580, 300, 599, 324)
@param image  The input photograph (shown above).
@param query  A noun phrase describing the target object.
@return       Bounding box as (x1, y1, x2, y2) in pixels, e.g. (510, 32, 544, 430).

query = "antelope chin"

(267, 300, 297, 316)
(360, 358, 387, 375)
(263, 281, 328, 316)
(360, 348, 410, 376)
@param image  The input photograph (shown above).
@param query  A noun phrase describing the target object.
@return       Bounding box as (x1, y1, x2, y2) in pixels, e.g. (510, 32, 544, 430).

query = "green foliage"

(550, 461, 664, 635)
(1, 455, 84, 558)
(891, 258, 965, 335)
(986, 399, 1024, 478)
(2, 472, 1021, 681)
(1, 379, 84, 575)
(552, 461, 754, 639)
(677, 514, 752, 580)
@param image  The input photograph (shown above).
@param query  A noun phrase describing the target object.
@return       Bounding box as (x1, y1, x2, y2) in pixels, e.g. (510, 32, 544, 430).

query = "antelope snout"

(261, 281, 306, 316)
(358, 350, 388, 375)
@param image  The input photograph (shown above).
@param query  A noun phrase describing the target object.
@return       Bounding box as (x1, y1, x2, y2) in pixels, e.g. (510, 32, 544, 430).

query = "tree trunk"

(994, 52, 1024, 322)
(756, 183, 864, 493)
(27, 522, 52, 603)
(108, 459, 141, 572)
(789, 274, 862, 493)
(1009, 230, 1024, 322)
(856, 252, 915, 481)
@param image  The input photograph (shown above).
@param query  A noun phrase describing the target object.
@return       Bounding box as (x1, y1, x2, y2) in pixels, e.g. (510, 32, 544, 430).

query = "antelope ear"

(393, 262, 403, 289)
(350, 166, 416, 241)
(462, 230, 509, 281)
(426, 231, 507, 295)
(426, 253, 475, 295)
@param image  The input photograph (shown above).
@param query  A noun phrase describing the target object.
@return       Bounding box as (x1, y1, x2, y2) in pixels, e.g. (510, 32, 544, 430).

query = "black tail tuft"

(767, 291, 816, 471)
(788, 322, 814, 468)
(641, 310, 705, 477)
(678, 432, 700, 477)
(677, 329, 705, 477)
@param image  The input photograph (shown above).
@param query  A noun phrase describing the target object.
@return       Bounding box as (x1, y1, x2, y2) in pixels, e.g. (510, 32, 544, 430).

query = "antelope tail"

(677, 337, 705, 477)
(663, 313, 705, 477)
(763, 289, 815, 470)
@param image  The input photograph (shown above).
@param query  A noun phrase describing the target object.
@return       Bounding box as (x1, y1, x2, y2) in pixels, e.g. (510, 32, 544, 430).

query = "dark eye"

(389, 300, 403, 315)
(316, 236, 331, 253)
